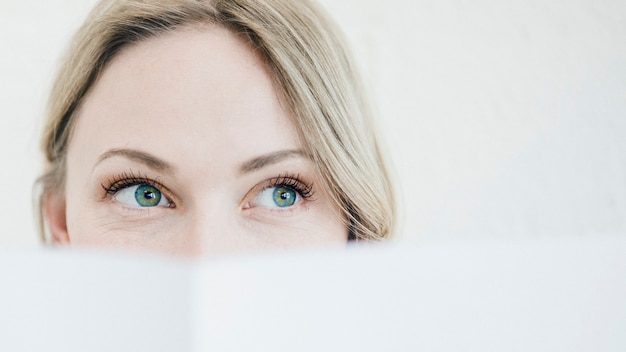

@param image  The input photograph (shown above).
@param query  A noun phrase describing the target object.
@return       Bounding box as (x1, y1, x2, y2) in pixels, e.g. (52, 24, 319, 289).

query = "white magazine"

(1, 235, 625, 351)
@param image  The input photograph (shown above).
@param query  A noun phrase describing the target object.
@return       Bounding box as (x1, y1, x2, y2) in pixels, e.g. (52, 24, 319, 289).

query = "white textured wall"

(1, 0, 625, 246)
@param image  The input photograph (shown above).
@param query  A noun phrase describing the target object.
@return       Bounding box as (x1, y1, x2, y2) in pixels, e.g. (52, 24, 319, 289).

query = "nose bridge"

(184, 197, 240, 256)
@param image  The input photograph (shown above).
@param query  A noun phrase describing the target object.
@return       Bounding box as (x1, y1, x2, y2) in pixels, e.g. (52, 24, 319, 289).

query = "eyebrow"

(95, 148, 307, 175)
(95, 148, 174, 173)
(239, 149, 309, 175)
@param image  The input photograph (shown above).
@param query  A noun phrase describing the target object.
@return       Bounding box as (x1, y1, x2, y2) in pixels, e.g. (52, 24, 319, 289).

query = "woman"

(39, 0, 395, 256)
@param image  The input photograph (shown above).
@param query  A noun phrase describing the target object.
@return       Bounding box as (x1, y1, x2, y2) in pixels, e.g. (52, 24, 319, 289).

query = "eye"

(114, 184, 170, 207)
(252, 185, 299, 208)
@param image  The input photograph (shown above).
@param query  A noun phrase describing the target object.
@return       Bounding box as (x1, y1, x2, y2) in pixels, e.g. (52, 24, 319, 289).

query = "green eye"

(109, 179, 170, 208)
(272, 186, 296, 207)
(134, 184, 162, 207)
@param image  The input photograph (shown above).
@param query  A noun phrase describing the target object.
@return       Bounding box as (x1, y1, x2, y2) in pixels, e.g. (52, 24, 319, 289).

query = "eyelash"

(264, 173, 315, 199)
(101, 171, 165, 196)
(100, 171, 315, 203)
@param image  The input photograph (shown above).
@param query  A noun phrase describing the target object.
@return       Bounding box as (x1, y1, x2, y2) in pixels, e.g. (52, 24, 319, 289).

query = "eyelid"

(100, 171, 176, 207)
(242, 174, 315, 209)
(114, 184, 171, 208)
(267, 174, 314, 197)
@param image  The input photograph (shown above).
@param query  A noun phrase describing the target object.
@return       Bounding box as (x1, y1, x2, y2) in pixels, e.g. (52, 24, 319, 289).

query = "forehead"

(69, 25, 300, 175)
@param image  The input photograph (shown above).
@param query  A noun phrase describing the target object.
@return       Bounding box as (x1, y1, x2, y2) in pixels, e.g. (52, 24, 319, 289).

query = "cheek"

(288, 217, 347, 245)
(64, 199, 177, 247)
(241, 207, 348, 247)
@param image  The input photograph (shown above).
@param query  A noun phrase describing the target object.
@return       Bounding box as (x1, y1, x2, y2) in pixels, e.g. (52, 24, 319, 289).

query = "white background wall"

(1, 0, 624, 247)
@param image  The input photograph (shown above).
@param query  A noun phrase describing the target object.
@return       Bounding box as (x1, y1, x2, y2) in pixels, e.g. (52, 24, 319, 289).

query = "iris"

(134, 184, 162, 207)
(272, 186, 296, 207)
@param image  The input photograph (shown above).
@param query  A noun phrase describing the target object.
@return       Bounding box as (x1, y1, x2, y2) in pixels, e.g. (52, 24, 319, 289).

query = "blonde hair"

(40, 0, 395, 241)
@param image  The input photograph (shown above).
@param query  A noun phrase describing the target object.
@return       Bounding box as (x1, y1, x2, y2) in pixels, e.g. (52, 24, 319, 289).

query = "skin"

(45, 25, 348, 257)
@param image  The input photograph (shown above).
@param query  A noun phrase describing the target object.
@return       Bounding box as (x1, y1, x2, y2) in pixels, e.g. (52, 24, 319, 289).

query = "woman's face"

(47, 25, 348, 256)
